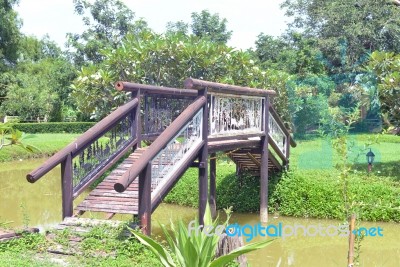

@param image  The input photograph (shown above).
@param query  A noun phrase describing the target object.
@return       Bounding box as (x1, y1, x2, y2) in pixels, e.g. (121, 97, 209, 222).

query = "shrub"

(13, 122, 95, 133)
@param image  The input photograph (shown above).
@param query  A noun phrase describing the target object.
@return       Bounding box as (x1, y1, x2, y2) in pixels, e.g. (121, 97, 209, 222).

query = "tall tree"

(67, 0, 148, 66)
(190, 10, 232, 44)
(254, 32, 325, 75)
(0, 0, 21, 69)
(281, 0, 400, 72)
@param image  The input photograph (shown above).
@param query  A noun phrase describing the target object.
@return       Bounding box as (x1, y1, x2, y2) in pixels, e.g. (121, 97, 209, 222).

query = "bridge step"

(75, 148, 149, 216)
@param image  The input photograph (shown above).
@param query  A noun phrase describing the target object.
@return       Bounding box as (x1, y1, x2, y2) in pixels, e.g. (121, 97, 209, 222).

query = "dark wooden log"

(209, 153, 217, 219)
(27, 98, 139, 183)
(114, 96, 207, 192)
(115, 81, 197, 97)
(260, 96, 270, 223)
(184, 78, 276, 97)
(139, 163, 152, 235)
(61, 154, 73, 219)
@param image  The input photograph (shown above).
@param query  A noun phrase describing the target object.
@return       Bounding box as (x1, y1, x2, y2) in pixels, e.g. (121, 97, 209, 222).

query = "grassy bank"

(165, 134, 400, 222)
(0, 223, 160, 267)
(0, 133, 79, 162)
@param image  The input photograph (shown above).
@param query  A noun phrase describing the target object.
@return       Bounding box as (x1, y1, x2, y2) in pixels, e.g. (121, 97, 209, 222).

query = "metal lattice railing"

(150, 108, 203, 195)
(72, 115, 134, 194)
(209, 93, 263, 137)
(142, 95, 194, 137)
(268, 111, 286, 156)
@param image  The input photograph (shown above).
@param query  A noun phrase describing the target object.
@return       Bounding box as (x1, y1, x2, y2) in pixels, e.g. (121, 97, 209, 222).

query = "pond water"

(1, 159, 399, 266)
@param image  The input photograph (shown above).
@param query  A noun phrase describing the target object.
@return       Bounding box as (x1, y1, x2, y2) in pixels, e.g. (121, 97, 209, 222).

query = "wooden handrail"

(26, 98, 139, 183)
(115, 81, 197, 97)
(114, 95, 207, 192)
(184, 78, 276, 97)
(269, 105, 297, 148)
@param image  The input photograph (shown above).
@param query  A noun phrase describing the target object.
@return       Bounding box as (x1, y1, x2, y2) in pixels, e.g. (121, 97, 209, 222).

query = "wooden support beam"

(260, 96, 270, 223)
(61, 154, 73, 219)
(198, 88, 208, 225)
(247, 152, 261, 167)
(139, 163, 152, 235)
(209, 153, 217, 219)
(285, 134, 291, 170)
(131, 89, 141, 149)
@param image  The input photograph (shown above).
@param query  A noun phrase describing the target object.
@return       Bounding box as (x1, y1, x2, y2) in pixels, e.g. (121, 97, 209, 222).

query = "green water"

(0, 159, 399, 266)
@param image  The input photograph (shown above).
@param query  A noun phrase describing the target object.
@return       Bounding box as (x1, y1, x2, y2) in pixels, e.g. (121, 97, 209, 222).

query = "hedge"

(164, 162, 400, 222)
(14, 122, 96, 133)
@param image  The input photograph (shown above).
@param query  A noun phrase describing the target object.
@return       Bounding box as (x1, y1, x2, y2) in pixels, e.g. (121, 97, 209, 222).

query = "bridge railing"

(26, 98, 140, 218)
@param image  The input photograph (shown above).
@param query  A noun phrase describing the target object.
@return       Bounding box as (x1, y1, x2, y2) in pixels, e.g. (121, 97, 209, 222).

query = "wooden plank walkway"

(75, 148, 148, 216)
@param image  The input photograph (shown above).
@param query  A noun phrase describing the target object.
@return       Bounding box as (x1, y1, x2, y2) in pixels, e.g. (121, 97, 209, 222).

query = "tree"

(0, 36, 76, 121)
(67, 0, 148, 66)
(281, 0, 400, 73)
(190, 10, 232, 44)
(367, 51, 400, 131)
(71, 31, 292, 123)
(166, 20, 189, 36)
(18, 35, 62, 62)
(253, 32, 325, 75)
(0, 0, 21, 69)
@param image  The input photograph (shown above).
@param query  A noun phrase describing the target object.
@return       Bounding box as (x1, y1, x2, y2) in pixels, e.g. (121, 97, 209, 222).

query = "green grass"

(0, 133, 80, 162)
(0, 224, 161, 267)
(291, 133, 400, 181)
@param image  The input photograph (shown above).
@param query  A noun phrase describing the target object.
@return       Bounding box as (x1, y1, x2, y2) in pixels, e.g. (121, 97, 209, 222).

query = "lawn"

(291, 133, 400, 181)
(0, 133, 80, 162)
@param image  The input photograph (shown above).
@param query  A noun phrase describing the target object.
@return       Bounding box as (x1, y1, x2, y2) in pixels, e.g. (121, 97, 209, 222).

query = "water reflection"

(152, 204, 400, 267)
(0, 159, 62, 227)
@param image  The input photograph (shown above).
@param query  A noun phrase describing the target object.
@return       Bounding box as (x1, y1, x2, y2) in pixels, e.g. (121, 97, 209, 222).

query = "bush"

(14, 122, 95, 133)
(269, 171, 400, 222)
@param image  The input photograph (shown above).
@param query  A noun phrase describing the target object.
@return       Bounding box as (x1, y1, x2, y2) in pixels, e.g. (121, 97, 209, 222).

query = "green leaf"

(130, 229, 176, 267)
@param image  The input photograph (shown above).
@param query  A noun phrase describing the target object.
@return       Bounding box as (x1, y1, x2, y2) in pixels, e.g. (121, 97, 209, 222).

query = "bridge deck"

(75, 138, 281, 217)
(75, 149, 146, 216)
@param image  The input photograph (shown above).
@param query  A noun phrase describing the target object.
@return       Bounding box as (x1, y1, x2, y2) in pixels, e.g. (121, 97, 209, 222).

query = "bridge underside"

(75, 138, 282, 218)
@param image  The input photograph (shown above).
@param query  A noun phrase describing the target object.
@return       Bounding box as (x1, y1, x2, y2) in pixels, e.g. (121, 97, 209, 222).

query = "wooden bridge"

(27, 79, 296, 235)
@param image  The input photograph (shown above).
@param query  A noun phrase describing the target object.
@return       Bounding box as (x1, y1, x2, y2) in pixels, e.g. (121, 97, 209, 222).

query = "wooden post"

(61, 153, 73, 219)
(260, 96, 270, 223)
(139, 163, 152, 235)
(209, 152, 217, 219)
(198, 88, 208, 225)
(348, 214, 356, 267)
(131, 89, 141, 149)
(285, 134, 290, 170)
